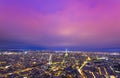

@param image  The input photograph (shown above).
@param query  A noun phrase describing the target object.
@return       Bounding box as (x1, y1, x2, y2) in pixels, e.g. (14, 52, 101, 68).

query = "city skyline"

(0, 0, 120, 50)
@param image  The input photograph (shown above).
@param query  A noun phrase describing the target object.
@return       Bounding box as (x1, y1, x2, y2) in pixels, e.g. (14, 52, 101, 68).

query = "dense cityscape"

(0, 0, 120, 78)
(0, 50, 120, 78)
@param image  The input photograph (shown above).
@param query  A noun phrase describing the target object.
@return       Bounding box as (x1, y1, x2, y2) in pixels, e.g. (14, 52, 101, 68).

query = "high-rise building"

(48, 54, 52, 65)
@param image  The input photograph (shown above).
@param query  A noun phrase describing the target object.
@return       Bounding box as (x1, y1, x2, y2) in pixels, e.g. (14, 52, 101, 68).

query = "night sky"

(0, 0, 120, 50)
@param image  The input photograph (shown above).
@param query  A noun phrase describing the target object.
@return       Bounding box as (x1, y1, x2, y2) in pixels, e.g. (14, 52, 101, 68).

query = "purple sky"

(0, 0, 120, 49)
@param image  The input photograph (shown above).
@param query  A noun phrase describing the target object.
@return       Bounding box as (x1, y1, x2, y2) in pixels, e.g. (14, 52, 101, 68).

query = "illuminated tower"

(65, 49, 68, 57)
(48, 54, 52, 65)
(62, 49, 69, 64)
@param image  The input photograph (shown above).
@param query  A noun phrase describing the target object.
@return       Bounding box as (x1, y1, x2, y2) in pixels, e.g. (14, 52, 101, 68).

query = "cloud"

(0, 0, 120, 48)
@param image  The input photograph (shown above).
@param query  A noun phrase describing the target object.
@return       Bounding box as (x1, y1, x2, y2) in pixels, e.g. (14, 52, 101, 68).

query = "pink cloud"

(0, 0, 120, 47)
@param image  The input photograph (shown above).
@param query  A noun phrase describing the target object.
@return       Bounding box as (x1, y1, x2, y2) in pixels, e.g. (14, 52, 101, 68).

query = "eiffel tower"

(65, 49, 68, 57)
(62, 49, 69, 64)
